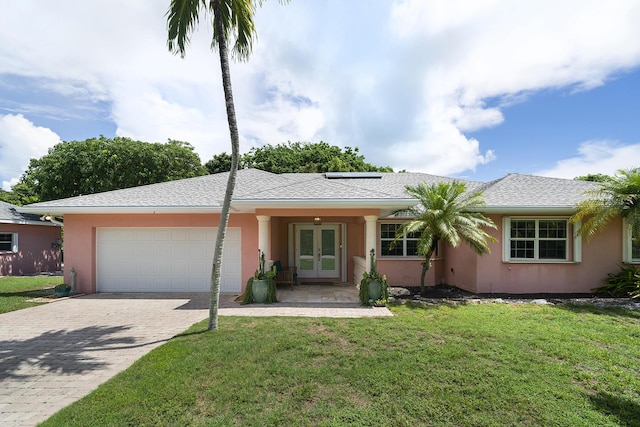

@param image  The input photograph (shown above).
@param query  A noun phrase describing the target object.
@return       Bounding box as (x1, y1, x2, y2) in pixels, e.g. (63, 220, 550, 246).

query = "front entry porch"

(257, 211, 381, 287)
(275, 283, 359, 304)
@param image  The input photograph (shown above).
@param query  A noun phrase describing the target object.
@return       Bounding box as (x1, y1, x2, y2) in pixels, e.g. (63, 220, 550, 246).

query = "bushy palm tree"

(395, 182, 497, 294)
(166, 0, 260, 331)
(571, 168, 640, 242)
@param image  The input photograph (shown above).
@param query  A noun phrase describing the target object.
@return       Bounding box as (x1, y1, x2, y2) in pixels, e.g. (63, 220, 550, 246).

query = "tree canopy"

(20, 136, 207, 202)
(205, 141, 393, 174)
(575, 173, 611, 182)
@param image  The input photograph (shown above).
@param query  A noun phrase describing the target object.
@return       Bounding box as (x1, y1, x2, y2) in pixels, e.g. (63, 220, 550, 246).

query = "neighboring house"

(0, 201, 62, 276)
(18, 169, 639, 294)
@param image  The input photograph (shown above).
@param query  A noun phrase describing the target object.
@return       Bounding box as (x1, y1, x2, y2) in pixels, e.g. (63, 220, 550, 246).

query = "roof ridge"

(475, 175, 510, 193)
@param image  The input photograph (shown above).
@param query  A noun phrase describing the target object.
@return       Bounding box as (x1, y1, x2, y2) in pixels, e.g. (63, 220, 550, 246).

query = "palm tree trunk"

(208, 0, 241, 331)
(419, 249, 434, 295)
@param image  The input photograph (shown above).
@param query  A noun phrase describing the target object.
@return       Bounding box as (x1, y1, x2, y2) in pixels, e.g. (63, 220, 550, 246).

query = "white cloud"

(1, 0, 640, 183)
(536, 140, 640, 179)
(0, 114, 61, 190)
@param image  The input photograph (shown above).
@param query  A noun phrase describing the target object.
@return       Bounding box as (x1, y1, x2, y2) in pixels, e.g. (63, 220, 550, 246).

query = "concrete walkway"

(0, 289, 391, 426)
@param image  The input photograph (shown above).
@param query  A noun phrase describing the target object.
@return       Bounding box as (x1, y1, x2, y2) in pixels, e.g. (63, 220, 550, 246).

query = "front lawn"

(0, 275, 64, 314)
(43, 303, 640, 426)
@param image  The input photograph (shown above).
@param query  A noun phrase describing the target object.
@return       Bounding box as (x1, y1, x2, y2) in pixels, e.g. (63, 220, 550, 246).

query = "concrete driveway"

(0, 294, 209, 427)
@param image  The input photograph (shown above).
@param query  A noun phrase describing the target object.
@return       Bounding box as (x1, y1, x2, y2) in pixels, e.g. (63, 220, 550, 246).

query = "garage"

(97, 227, 242, 293)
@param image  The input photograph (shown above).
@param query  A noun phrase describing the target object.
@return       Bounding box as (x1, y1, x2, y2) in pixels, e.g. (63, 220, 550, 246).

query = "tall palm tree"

(571, 168, 640, 246)
(394, 182, 497, 294)
(166, 0, 259, 331)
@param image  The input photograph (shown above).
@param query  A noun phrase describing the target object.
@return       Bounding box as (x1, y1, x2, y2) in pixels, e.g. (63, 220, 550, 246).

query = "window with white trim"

(623, 219, 640, 263)
(380, 223, 420, 257)
(504, 218, 569, 261)
(0, 233, 18, 253)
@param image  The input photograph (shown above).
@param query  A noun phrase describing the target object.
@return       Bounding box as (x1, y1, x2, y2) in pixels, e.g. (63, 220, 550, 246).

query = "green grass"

(0, 275, 63, 314)
(42, 304, 640, 426)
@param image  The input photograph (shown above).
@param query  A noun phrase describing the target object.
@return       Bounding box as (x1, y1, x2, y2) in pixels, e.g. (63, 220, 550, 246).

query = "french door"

(296, 225, 339, 279)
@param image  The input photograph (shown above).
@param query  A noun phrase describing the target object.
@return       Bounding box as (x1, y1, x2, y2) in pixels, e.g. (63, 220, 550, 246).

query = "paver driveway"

(0, 294, 209, 427)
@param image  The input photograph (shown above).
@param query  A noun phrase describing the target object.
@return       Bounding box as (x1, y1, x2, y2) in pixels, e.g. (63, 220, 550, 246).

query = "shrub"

(593, 265, 640, 298)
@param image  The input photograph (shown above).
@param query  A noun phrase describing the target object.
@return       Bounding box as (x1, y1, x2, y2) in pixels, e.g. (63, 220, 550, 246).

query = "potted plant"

(359, 249, 389, 306)
(242, 250, 277, 304)
(54, 283, 71, 298)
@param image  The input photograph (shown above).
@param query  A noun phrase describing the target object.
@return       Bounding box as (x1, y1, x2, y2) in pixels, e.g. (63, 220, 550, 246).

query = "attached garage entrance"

(97, 227, 242, 293)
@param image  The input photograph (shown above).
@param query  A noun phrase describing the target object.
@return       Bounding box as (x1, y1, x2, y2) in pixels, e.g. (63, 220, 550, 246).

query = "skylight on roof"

(324, 172, 383, 179)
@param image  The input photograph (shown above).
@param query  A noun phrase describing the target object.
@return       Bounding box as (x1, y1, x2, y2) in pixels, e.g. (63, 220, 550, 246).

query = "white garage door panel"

(97, 227, 241, 293)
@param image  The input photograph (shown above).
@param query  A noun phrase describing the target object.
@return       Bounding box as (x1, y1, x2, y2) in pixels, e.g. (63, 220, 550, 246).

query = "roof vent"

(324, 172, 383, 179)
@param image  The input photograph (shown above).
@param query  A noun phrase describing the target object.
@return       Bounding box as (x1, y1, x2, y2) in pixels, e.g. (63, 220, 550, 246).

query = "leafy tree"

(575, 173, 611, 182)
(167, 0, 279, 331)
(21, 137, 206, 202)
(247, 141, 392, 173)
(205, 141, 392, 174)
(204, 152, 235, 174)
(394, 182, 497, 294)
(0, 180, 39, 206)
(571, 168, 640, 242)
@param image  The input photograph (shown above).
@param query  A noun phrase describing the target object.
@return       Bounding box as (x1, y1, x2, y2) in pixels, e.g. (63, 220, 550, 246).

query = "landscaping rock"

(388, 285, 640, 311)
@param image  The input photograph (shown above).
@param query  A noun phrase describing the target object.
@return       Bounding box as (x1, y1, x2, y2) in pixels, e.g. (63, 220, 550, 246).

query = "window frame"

(0, 232, 18, 254)
(502, 217, 577, 263)
(622, 218, 640, 264)
(379, 222, 422, 258)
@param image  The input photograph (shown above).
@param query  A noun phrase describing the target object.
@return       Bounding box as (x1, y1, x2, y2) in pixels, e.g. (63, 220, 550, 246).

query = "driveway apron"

(0, 294, 209, 427)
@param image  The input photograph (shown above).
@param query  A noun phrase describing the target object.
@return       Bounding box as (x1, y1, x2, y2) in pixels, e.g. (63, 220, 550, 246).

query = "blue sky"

(1, 0, 640, 191)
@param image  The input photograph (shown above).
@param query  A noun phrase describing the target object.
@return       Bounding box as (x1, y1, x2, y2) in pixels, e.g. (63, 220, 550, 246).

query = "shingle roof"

(0, 201, 57, 226)
(480, 173, 599, 209)
(19, 169, 599, 215)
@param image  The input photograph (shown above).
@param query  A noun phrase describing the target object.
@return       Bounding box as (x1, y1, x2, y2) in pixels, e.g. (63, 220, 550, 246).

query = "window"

(0, 233, 18, 253)
(623, 219, 640, 263)
(380, 223, 420, 257)
(505, 219, 568, 261)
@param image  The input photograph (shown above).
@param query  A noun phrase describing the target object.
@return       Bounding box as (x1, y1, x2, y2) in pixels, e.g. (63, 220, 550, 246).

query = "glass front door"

(296, 225, 339, 279)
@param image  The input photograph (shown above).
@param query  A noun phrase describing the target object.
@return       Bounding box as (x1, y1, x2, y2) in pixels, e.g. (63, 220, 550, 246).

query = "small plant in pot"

(241, 250, 277, 304)
(359, 249, 389, 306)
(54, 283, 71, 298)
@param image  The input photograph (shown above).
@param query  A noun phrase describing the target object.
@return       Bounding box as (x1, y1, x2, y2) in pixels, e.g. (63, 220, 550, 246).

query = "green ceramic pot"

(252, 279, 269, 303)
(368, 281, 382, 301)
(55, 288, 71, 298)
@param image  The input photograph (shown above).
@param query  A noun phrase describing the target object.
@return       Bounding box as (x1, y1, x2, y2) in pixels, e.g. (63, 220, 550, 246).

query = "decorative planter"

(55, 288, 71, 298)
(368, 281, 382, 301)
(252, 279, 269, 303)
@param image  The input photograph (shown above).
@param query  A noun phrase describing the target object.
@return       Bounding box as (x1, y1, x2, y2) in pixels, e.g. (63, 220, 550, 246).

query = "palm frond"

(167, 0, 259, 62)
(572, 167, 640, 240)
(395, 181, 497, 257)
(166, 0, 204, 58)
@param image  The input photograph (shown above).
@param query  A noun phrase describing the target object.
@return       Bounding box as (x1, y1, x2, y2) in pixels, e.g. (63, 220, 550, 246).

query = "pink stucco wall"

(376, 258, 438, 287)
(0, 224, 62, 276)
(64, 210, 626, 295)
(63, 213, 258, 293)
(443, 214, 624, 294)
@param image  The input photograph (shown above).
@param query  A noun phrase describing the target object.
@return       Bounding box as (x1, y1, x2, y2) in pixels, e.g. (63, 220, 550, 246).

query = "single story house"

(0, 201, 62, 276)
(18, 169, 639, 294)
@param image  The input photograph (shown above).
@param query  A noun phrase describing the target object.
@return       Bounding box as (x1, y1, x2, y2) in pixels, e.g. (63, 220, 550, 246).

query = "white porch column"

(364, 215, 378, 272)
(256, 215, 271, 260)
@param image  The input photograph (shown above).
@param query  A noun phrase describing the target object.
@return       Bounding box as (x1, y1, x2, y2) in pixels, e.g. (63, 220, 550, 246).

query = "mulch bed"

(389, 284, 640, 311)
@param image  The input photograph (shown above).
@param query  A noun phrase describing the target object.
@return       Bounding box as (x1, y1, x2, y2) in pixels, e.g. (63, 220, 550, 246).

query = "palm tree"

(166, 0, 260, 331)
(571, 168, 640, 244)
(394, 182, 497, 294)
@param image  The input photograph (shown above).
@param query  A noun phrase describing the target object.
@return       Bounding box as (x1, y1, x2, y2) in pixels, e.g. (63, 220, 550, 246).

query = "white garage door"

(97, 227, 242, 293)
